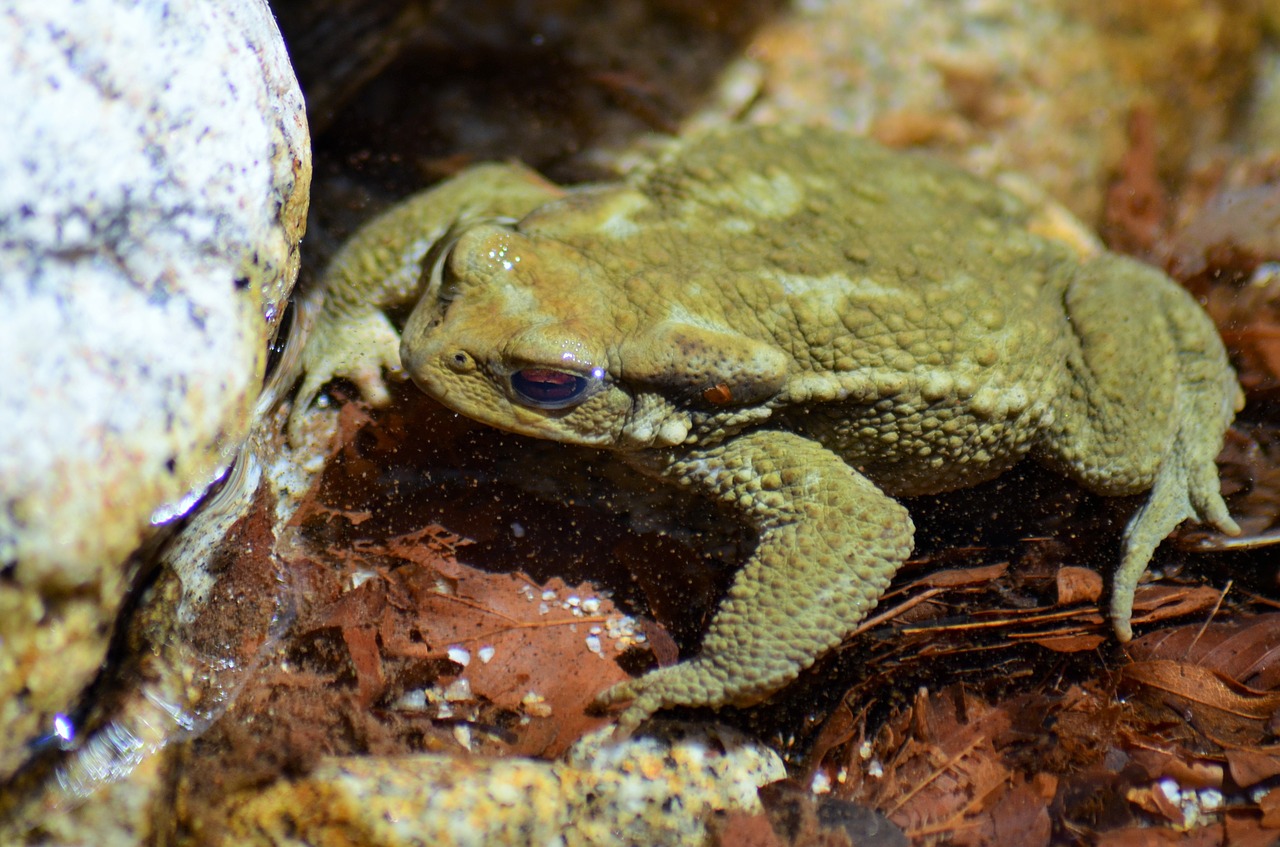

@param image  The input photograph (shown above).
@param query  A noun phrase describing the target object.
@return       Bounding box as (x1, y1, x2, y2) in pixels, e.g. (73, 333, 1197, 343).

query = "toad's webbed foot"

(1035, 253, 1240, 641)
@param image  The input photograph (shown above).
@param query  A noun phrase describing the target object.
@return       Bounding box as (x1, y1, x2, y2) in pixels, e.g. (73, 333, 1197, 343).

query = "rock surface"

(0, 0, 309, 784)
(687, 0, 1263, 223)
(203, 724, 785, 847)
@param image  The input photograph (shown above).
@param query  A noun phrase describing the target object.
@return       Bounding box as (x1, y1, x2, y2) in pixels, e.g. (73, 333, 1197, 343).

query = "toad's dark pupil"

(511, 368, 587, 405)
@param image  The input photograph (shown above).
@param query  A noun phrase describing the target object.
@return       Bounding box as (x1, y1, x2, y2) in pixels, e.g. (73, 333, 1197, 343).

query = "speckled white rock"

(210, 724, 785, 846)
(0, 0, 309, 783)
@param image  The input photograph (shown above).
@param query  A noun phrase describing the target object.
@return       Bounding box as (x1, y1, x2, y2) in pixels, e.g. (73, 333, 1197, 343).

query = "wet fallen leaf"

(1121, 659, 1280, 747)
(1056, 566, 1104, 605)
(1225, 749, 1280, 788)
(1128, 615, 1280, 689)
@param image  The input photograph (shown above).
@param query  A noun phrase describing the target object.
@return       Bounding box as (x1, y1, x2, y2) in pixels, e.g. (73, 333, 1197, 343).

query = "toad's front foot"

(597, 430, 913, 736)
(290, 308, 403, 437)
(595, 660, 737, 737)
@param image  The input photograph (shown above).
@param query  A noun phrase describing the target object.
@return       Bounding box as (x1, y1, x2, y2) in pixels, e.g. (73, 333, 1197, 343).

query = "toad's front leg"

(597, 430, 914, 735)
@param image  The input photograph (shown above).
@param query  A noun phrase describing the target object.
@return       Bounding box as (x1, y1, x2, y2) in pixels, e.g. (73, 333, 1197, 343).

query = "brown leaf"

(1120, 658, 1280, 747)
(290, 519, 637, 757)
(375, 552, 635, 756)
(340, 624, 385, 708)
(987, 783, 1052, 847)
(1032, 633, 1106, 652)
(806, 701, 859, 784)
(1129, 615, 1280, 689)
(1226, 750, 1280, 788)
(1122, 660, 1280, 720)
(914, 562, 1010, 588)
(864, 688, 1014, 842)
(1126, 749, 1223, 790)
(1128, 585, 1224, 627)
(1056, 566, 1103, 606)
(1261, 787, 1280, 828)
(1226, 810, 1280, 844)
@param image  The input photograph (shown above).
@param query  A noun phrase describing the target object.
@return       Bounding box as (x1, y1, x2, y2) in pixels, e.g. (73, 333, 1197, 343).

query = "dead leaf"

(1125, 750, 1223, 790)
(1032, 632, 1106, 652)
(1129, 616, 1280, 690)
(1120, 659, 1280, 746)
(1056, 566, 1103, 605)
(1225, 750, 1280, 788)
(1260, 787, 1280, 828)
(1128, 585, 1225, 628)
(1226, 810, 1280, 844)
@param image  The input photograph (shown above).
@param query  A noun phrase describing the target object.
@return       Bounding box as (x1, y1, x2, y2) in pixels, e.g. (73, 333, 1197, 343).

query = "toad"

(295, 125, 1240, 733)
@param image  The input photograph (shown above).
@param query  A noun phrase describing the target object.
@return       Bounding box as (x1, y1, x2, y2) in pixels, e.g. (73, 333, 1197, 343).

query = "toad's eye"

(510, 368, 601, 409)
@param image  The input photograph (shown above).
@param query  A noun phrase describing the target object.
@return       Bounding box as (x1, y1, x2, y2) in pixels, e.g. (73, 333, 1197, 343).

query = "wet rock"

(0, 0, 309, 785)
(203, 724, 785, 847)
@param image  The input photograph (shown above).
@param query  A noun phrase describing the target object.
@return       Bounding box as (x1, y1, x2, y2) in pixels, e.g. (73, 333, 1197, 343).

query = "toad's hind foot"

(1112, 426, 1240, 642)
(1109, 267, 1240, 642)
(1035, 253, 1239, 641)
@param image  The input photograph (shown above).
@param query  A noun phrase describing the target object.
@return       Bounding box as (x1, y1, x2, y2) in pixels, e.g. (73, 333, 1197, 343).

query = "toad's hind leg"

(596, 430, 913, 735)
(1034, 254, 1241, 641)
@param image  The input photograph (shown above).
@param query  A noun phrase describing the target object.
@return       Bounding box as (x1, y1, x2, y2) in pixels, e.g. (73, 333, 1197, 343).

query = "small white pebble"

(447, 645, 471, 667)
(541, 589, 557, 601)
(867, 760, 884, 779)
(444, 678, 473, 701)
(1198, 788, 1224, 813)
(538, 602, 549, 615)
(350, 570, 376, 590)
(810, 769, 832, 794)
(510, 521, 525, 538)
(566, 595, 581, 607)
(585, 634, 602, 655)
(521, 692, 553, 718)
(391, 689, 427, 710)
(478, 645, 496, 664)
(453, 724, 472, 751)
(582, 597, 601, 614)
(858, 740, 874, 760)
(436, 701, 454, 719)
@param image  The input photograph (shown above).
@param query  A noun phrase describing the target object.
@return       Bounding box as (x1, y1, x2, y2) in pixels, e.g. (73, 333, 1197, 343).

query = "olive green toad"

(295, 125, 1240, 734)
